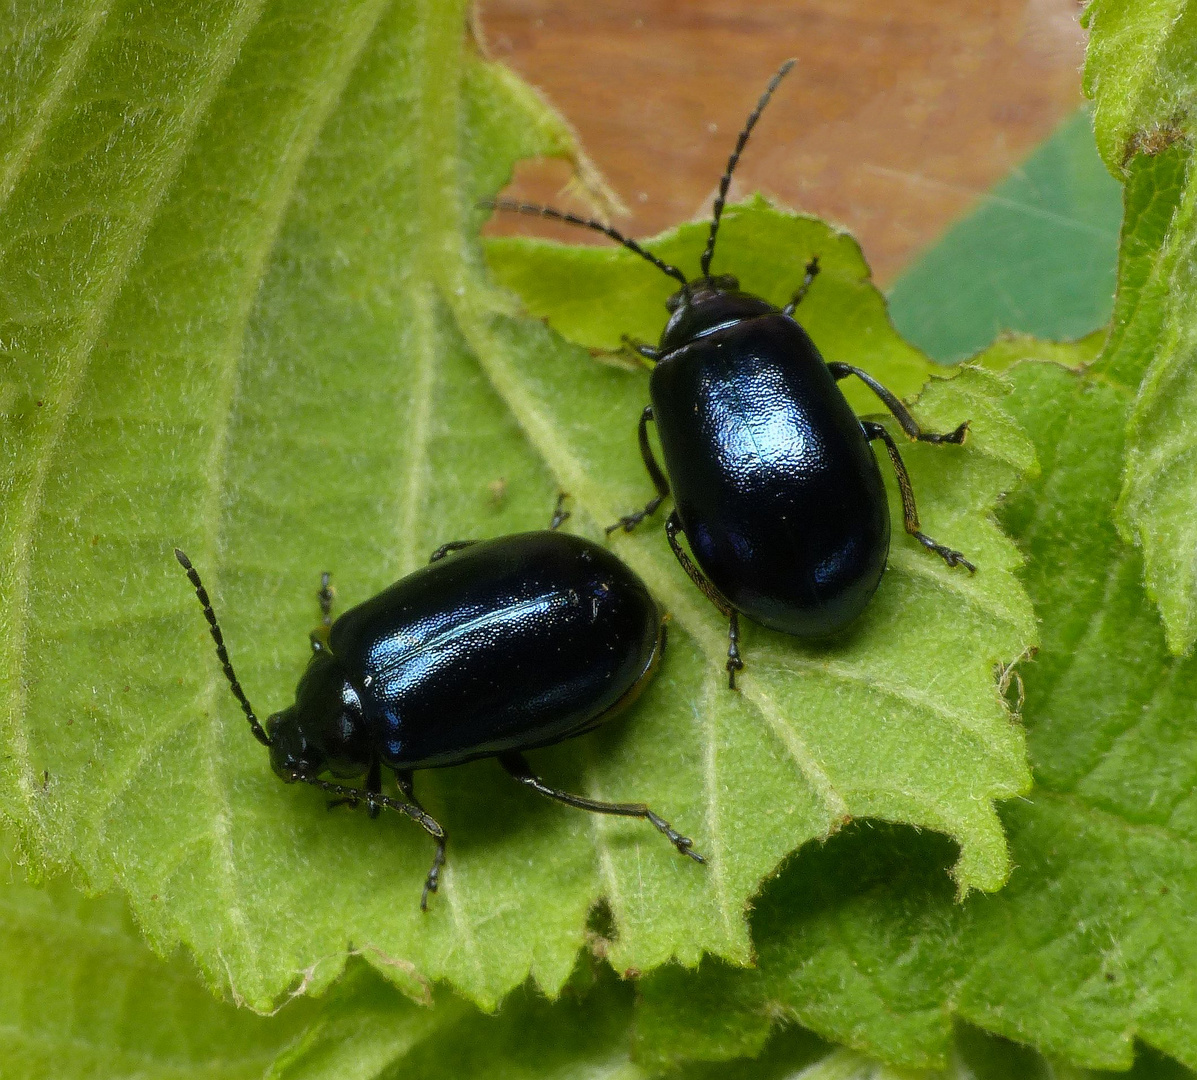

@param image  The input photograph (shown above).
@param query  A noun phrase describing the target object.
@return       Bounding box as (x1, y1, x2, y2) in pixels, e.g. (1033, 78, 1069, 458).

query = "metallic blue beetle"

(488, 61, 973, 687)
(176, 500, 701, 909)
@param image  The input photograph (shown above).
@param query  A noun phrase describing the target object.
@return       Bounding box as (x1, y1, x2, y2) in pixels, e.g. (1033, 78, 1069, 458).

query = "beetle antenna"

(174, 548, 271, 747)
(700, 58, 796, 280)
(482, 200, 690, 291)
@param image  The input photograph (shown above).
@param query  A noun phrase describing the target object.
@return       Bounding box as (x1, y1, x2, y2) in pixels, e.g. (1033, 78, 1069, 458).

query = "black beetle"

(487, 61, 973, 688)
(176, 498, 702, 909)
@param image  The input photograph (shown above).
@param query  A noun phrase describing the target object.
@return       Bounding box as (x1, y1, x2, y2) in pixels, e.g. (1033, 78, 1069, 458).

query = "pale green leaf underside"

(0, 0, 1033, 1010)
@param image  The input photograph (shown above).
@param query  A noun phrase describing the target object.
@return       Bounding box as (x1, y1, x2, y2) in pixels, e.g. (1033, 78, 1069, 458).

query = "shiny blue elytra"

(175, 503, 702, 911)
(487, 61, 975, 687)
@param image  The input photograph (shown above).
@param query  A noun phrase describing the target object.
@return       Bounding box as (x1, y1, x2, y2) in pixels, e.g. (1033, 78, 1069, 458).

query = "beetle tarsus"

(549, 492, 571, 530)
(421, 839, 446, 912)
(916, 420, 969, 445)
(914, 532, 977, 574)
(605, 497, 663, 535)
(726, 612, 744, 690)
(645, 808, 706, 863)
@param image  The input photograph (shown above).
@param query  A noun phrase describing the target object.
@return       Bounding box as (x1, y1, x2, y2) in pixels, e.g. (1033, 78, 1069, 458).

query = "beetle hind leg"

(606, 405, 670, 534)
(863, 421, 976, 573)
(498, 751, 704, 862)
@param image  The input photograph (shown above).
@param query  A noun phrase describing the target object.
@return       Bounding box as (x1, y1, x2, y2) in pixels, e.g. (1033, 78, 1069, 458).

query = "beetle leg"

(726, 612, 744, 690)
(365, 758, 382, 819)
(309, 572, 336, 654)
(301, 775, 447, 911)
(549, 492, 571, 530)
(621, 334, 661, 362)
(782, 256, 820, 316)
(394, 769, 447, 909)
(863, 421, 976, 573)
(830, 363, 969, 444)
(606, 406, 671, 534)
(428, 540, 478, 563)
(317, 572, 334, 627)
(663, 511, 746, 689)
(324, 758, 383, 817)
(664, 511, 733, 615)
(498, 751, 704, 862)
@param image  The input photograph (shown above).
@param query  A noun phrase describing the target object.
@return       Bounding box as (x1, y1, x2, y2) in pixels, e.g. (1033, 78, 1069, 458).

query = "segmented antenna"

(174, 548, 271, 747)
(700, 58, 797, 279)
(482, 200, 690, 290)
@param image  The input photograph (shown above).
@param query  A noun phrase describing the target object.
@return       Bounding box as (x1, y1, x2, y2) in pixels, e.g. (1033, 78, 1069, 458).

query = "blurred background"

(479, 0, 1089, 282)
(479, 1, 1120, 362)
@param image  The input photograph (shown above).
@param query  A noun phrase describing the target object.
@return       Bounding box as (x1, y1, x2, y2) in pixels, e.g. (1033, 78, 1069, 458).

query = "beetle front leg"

(325, 758, 383, 818)
(395, 770, 446, 910)
(606, 405, 671, 534)
(498, 751, 704, 862)
(830, 363, 969, 444)
(664, 510, 745, 689)
(301, 774, 447, 911)
(863, 421, 976, 572)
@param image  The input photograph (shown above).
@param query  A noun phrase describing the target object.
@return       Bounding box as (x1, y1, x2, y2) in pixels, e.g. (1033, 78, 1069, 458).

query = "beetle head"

(659, 278, 778, 355)
(266, 650, 371, 782)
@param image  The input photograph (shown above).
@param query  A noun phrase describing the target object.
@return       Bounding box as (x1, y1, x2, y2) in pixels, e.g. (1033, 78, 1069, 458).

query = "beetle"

(175, 498, 702, 910)
(486, 60, 974, 688)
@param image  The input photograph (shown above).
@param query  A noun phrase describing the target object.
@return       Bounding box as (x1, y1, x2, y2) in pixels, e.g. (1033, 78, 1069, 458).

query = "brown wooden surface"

(478, 0, 1088, 284)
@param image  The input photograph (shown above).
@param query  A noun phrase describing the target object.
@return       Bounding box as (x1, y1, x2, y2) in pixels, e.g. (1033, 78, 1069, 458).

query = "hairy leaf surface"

(636, 350, 1197, 1073)
(1084, 0, 1197, 652)
(0, 0, 1035, 1010)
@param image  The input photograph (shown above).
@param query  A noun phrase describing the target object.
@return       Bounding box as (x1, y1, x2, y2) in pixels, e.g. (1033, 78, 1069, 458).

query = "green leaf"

(268, 962, 456, 1080)
(636, 350, 1197, 1073)
(1101, 146, 1197, 653)
(1082, 4, 1197, 654)
(886, 107, 1123, 365)
(315, 958, 1188, 1080)
(0, 1, 1035, 1012)
(0, 844, 316, 1078)
(1082, 0, 1197, 177)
